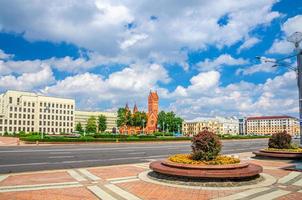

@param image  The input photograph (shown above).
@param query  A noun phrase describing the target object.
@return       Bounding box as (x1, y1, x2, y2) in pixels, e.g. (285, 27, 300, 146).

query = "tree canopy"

(98, 114, 107, 132)
(157, 111, 183, 133)
(117, 108, 147, 128)
(75, 122, 83, 133)
(86, 116, 97, 133)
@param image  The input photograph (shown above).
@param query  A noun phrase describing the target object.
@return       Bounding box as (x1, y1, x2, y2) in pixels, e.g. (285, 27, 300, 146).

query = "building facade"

(214, 117, 239, 135)
(74, 111, 117, 132)
(182, 120, 223, 136)
(182, 117, 239, 136)
(0, 90, 75, 135)
(246, 116, 299, 136)
(146, 91, 159, 133)
(239, 117, 246, 135)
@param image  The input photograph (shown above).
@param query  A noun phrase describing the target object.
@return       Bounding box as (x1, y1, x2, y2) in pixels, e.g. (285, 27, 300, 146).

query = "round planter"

(253, 149, 302, 159)
(149, 160, 262, 180)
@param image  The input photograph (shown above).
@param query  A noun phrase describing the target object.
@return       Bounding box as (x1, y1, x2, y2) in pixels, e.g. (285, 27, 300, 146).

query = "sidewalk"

(0, 152, 301, 200)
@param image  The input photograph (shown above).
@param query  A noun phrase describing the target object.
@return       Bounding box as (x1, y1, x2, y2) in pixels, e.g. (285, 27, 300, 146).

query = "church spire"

(133, 103, 138, 113)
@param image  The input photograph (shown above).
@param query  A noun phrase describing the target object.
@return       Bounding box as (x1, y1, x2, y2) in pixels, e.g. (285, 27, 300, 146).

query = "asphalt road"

(0, 139, 280, 174)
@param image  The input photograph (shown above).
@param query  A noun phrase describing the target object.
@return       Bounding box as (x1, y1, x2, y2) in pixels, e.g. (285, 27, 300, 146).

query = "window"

(10, 107, 12, 111)
(9, 97, 12, 104)
(17, 98, 20, 104)
(24, 102, 26, 106)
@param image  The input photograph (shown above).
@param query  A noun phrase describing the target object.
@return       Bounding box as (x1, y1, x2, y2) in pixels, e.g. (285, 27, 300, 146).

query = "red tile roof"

(247, 116, 296, 120)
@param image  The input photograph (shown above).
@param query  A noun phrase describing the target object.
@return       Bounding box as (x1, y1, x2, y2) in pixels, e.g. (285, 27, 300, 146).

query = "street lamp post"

(42, 106, 50, 140)
(142, 119, 145, 134)
(256, 32, 302, 146)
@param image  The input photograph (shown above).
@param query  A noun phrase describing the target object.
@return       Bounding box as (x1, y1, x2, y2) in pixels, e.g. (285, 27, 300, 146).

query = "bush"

(268, 131, 292, 149)
(191, 129, 221, 161)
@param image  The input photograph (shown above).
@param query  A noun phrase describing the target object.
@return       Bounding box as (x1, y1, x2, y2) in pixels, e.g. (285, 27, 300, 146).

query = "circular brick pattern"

(138, 170, 276, 190)
(150, 160, 263, 179)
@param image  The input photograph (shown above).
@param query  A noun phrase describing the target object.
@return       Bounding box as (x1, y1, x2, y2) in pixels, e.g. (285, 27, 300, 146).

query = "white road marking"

(250, 189, 290, 200)
(48, 152, 72, 154)
(67, 169, 87, 182)
(0, 182, 81, 192)
(87, 185, 117, 200)
(105, 183, 142, 200)
(0, 145, 190, 153)
(214, 187, 271, 200)
(77, 169, 100, 181)
(0, 175, 9, 182)
(278, 172, 301, 184)
(127, 152, 145, 155)
(48, 156, 75, 159)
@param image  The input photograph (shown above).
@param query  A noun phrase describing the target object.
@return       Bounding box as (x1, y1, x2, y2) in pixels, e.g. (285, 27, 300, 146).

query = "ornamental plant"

(191, 128, 222, 161)
(268, 131, 292, 149)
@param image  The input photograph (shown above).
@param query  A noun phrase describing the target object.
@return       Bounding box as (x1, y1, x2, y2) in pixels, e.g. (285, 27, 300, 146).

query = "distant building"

(0, 90, 75, 135)
(214, 117, 239, 135)
(246, 116, 299, 136)
(239, 117, 246, 135)
(119, 91, 159, 135)
(75, 111, 117, 132)
(182, 119, 223, 136)
(182, 116, 239, 136)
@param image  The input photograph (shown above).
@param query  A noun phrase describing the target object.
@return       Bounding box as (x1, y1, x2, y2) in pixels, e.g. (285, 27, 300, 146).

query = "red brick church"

(119, 91, 159, 134)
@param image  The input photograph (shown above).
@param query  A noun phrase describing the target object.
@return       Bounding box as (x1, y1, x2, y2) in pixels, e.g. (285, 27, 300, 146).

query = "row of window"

(0, 126, 73, 133)
(8, 97, 74, 110)
(40, 102, 74, 110)
(9, 106, 74, 115)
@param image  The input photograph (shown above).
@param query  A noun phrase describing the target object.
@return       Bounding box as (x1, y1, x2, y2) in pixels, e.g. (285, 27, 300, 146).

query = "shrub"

(191, 128, 221, 161)
(268, 131, 292, 149)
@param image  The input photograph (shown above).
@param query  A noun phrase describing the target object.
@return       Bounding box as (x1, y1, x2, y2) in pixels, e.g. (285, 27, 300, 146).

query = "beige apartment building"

(0, 90, 75, 135)
(75, 111, 117, 132)
(246, 116, 299, 136)
(182, 120, 223, 136)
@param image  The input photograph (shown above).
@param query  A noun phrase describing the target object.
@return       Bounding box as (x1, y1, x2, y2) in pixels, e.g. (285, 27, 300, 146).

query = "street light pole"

(256, 32, 302, 146)
(297, 49, 302, 145)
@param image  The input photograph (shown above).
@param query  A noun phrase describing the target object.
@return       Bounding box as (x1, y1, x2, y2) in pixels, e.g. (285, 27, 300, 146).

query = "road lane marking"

(214, 187, 271, 200)
(127, 152, 145, 155)
(77, 169, 100, 181)
(105, 183, 142, 200)
(0, 182, 81, 192)
(278, 172, 301, 184)
(0, 175, 9, 182)
(67, 169, 87, 182)
(87, 185, 117, 200)
(48, 156, 75, 159)
(249, 189, 290, 200)
(48, 152, 72, 154)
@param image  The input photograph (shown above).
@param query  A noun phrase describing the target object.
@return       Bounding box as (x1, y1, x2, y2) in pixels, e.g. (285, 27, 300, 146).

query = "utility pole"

(256, 32, 302, 146)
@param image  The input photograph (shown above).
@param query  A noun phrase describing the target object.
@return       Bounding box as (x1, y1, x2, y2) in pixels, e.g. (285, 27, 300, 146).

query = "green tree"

(98, 115, 107, 133)
(133, 111, 147, 127)
(157, 111, 183, 133)
(75, 122, 83, 133)
(86, 116, 97, 133)
(117, 108, 128, 127)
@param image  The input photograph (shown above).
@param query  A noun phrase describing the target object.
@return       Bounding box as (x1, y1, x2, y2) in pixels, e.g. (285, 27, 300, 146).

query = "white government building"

(182, 116, 240, 136)
(0, 90, 117, 135)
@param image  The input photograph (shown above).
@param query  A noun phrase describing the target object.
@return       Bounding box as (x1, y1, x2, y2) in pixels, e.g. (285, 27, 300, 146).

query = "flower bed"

(169, 154, 240, 165)
(265, 148, 302, 153)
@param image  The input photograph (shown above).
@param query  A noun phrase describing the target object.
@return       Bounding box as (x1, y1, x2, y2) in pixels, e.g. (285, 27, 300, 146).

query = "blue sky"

(0, 0, 301, 120)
